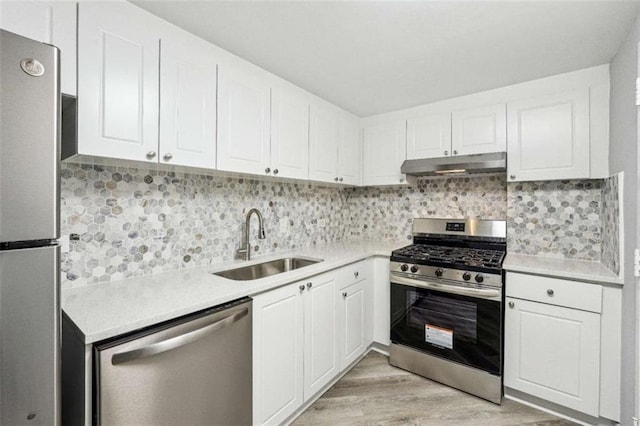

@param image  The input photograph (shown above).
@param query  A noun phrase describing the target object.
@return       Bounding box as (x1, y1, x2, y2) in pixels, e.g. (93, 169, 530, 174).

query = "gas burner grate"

(391, 244, 505, 270)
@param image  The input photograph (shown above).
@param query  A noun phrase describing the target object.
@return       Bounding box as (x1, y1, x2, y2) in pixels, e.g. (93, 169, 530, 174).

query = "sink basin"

(213, 257, 323, 281)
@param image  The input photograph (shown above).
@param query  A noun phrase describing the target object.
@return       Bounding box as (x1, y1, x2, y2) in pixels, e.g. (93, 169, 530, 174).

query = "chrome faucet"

(237, 208, 266, 261)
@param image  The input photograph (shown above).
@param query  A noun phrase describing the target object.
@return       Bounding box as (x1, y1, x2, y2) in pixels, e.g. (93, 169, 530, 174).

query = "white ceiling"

(133, 1, 640, 117)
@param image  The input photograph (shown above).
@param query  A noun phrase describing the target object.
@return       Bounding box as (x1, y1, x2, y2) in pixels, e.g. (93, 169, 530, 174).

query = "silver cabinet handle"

(146, 151, 157, 159)
(334, 177, 339, 182)
(444, 150, 449, 155)
(111, 307, 249, 365)
(306, 282, 312, 289)
(299, 284, 305, 292)
(453, 150, 458, 155)
(273, 169, 279, 175)
(163, 153, 173, 161)
(547, 289, 554, 296)
(508, 301, 515, 308)
(339, 177, 343, 182)
(354, 271, 359, 279)
(510, 175, 516, 180)
(265, 167, 271, 174)
(342, 292, 347, 298)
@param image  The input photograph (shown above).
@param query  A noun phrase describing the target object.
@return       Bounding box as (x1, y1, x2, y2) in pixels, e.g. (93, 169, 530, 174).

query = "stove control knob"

(410, 265, 419, 273)
(435, 269, 444, 278)
(400, 264, 409, 272)
(475, 274, 484, 283)
(462, 272, 471, 281)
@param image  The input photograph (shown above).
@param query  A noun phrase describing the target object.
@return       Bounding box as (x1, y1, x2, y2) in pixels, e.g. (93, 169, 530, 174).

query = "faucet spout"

(238, 208, 266, 261)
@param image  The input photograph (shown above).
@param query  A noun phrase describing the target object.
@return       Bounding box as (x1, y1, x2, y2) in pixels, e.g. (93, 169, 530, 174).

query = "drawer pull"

(342, 292, 348, 298)
(354, 271, 359, 279)
(508, 301, 515, 308)
(547, 289, 555, 296)
(299, 285, 305, 292)
(306, 282, 312, 289)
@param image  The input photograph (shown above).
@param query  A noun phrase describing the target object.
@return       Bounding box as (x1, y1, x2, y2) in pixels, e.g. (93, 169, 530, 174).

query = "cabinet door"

(304, 272, 339, 399)
(337, 112, 362, 186)
(362, 121, 407, 186)
(309, 103, 339, 183)
(452, 104, 506, 156)
(504, 297, 600, 416)
(78, 2, 160, 162)
(253, 283, 304, 425)
(0, 1, 76, 95)
(271, 86, 309, 180)
(159, 33, 217, 169)
(507, 89, 589, 182)
(407, 113, 451, 159)
(338, 280, 366, 370)
(217, 62, 271, 175)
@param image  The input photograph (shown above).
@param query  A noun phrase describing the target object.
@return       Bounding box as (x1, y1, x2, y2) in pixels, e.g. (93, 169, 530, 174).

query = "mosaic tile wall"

(60, 163, 349, 287)
(346, 174, 508, 240)
(600, 173, 621, 275)
(506, 180, 603, 260)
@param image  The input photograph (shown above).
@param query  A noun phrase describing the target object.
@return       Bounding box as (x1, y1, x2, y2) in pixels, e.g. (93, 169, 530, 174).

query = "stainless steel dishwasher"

(94, 297, 252, 425)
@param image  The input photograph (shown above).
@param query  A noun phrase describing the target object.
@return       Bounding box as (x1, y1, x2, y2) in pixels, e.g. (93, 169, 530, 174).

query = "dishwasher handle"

(111, 307, 249, 365)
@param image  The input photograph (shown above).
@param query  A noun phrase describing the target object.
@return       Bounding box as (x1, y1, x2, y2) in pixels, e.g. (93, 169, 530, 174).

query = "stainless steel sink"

(213, 257, 323, 281)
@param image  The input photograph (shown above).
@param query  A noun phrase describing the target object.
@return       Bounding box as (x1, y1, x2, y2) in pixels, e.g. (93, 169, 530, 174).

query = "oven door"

(390, 274, 502, 375)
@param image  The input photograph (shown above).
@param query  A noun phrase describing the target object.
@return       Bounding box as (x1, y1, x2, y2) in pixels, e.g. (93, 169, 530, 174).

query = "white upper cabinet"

(78, 2, 161, 163)
(362, 120, 409, 186)
(271, 85, 310, 180)
(452, 103, 506, 155)
(309, 102, 340, 183)
(407, 113, 451, 159)
(0, 1, 77, 96)
(159, 31, 217, 169)
(217, 61, 271, 176)
(337, 112, 362, 186)
(507, 89, 590, 182)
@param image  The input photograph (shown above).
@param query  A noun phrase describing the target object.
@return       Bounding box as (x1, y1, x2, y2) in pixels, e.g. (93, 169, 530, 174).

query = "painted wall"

(609, 13, 640, 425)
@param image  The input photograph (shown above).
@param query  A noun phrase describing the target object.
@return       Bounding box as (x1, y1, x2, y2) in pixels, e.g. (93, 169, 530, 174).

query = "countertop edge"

(503, 254, 624, 286)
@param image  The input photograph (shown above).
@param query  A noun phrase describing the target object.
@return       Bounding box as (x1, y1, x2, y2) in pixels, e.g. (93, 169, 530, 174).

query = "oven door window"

(390, 283, 501, 375)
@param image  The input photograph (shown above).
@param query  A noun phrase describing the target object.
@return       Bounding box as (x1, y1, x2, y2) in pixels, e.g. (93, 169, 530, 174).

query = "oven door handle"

(391, 274, 501, 300)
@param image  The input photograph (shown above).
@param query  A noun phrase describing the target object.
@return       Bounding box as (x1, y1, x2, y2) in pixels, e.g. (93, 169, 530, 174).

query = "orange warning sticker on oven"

(425, 324, 453, 349)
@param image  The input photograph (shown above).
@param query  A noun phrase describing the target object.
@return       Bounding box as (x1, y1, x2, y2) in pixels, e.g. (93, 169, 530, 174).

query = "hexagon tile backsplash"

(60, 163, 619, 287)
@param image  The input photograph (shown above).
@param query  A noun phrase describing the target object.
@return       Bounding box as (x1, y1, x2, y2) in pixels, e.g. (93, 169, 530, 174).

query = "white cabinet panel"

(507, 89, 590, 182)
(78, 2, 160, 162)
(1, 0, 76, 95)
(407, 113, 451, 159)
(160, 34, 217, 169)
(338, 280, 366, 369)
(271, 87, 309, 180)
(309, 103, 340, 183)
(253, 283, 304, 425)
(218, 63, 271, 175)
(304, 273, 339, 399)
(452, 103, 506, 155)
(338, 113, 362, 185)
(504, 297, 600, 416)
(362, 121, 408, 186)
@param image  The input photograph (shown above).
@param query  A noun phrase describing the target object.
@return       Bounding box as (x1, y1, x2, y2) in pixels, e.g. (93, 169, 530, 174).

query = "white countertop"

(503, 253, 623, 286)
(62, 240, 408, 344)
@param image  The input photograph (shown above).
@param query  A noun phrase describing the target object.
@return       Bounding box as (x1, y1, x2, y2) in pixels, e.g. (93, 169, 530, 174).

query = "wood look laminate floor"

(293, 352, 577, 426)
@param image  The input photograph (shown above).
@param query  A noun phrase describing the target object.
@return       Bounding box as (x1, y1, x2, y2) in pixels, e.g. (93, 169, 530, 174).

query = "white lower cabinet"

(504, 297, 601, 416)
(252, 282, 304, 425)
(337, 279, 367, 369)
(253, 262, 373, 425)
(504, 272, 604, 418)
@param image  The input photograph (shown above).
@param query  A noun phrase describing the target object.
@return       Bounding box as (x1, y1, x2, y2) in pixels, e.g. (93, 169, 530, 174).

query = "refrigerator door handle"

(111, 307, 248, 365)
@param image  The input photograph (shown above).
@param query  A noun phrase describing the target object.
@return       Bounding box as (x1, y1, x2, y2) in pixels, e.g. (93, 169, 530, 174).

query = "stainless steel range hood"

(400, 152, 506, 176)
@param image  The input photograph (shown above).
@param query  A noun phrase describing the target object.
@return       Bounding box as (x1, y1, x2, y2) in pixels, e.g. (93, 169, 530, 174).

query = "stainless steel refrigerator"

(0, 29, 61, 426)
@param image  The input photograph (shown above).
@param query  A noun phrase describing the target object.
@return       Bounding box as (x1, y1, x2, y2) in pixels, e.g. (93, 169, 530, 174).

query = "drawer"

(339, 260, 369, 289)
(506, 272, 601, 313)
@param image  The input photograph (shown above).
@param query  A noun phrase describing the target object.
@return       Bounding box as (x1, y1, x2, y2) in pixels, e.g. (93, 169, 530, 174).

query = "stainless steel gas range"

(389, 218, 506, 404)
